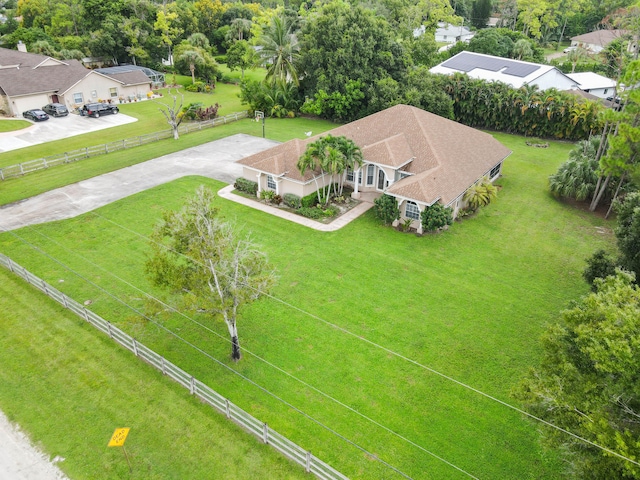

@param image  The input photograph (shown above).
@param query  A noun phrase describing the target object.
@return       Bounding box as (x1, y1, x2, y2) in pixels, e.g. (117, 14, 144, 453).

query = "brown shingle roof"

(239, 104, 511, 205)
(0, 59, 89, 96)
(0, 47, 51, 68)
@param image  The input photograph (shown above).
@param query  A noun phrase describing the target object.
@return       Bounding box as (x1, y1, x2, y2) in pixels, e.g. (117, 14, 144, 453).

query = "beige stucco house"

(237, 105, 512, 232)
(0, 47, 152, 117)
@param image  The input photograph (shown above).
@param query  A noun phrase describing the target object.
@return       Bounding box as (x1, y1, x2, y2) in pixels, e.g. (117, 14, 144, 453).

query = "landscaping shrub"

(374, 194, 400, 225)
(322, 205, 340, 217)
(272, 194, 283, 205)
(298, 207, 324, 219)
(421, 202, 453, 232)
(583, 249, 618, 291)
(234, 177, 258, 195)
(283, 193, 301, 209)
(259, 189, 276, 202)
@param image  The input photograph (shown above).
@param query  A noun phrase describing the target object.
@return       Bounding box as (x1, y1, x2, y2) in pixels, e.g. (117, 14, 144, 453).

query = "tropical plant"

(463, 176, 498, 211)
(583, 249, 618, 290)
(420, 202, 453, 232)
(615, 191, 640, 279)
(258, 14, 300, 86)
(549, 137, 601, 201)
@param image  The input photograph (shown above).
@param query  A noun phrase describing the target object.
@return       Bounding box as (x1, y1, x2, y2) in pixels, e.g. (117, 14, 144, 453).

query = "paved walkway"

(0, 134, 375, 232)
(218, 185, 374, 231)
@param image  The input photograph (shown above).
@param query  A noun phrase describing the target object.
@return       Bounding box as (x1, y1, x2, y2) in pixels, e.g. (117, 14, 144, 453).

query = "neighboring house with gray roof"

(237, 105, 511, 232)
(0, 47, 152, 117)
(570, 30, 631, 54)
(430, 51, 577, 90)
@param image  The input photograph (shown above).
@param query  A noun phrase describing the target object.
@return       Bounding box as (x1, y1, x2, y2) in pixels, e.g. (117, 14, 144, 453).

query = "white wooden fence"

(0, 253, 348, 480)
(0, 111, 249, 181)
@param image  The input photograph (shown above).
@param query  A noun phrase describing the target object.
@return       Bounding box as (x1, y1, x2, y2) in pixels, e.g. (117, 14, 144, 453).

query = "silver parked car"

(42, 103, 69, 117)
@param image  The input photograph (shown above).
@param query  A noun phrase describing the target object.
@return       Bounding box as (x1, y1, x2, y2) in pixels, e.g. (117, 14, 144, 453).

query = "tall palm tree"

(178, 49, 205, 84)
(258, 15, 300, 86)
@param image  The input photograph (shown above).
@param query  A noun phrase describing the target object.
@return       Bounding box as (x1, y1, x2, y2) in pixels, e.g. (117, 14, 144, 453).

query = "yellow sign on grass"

(108, 428, 130, 447)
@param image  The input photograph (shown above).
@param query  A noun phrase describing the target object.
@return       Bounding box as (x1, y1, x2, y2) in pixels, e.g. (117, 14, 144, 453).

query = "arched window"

(405, 201, 420, 220)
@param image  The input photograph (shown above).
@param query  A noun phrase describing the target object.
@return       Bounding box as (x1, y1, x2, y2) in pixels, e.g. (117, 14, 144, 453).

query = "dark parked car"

(22, 109, 49, 121)
(42, 103, 69, 117)
(80, 103, 119, 118)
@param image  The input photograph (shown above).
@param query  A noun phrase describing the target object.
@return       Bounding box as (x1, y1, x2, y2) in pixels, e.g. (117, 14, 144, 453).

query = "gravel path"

(0, 410, 69, 480)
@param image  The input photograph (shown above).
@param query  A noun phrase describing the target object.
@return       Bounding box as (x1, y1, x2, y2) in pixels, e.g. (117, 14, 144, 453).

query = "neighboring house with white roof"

(566, 72, 617, 99)
(237, 104, 511, 232)
(0, 47, 152, 117)
(435, 23, 474, 44)
(429, 51, 577, 90)
(570, 30, 631, 54)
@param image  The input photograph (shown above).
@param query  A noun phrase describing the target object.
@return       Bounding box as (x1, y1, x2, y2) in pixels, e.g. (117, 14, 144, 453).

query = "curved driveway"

(0, 134, 279, 231)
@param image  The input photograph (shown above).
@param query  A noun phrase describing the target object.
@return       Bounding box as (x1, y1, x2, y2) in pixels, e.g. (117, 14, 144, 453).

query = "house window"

(347, 168, 354, 182)
(405, 201, 420, 220)
(91, 90, 97, 99)
(366, 164, 375, 185)
(266, 175, 276, 190)
(489, 163, 501, 179)
(603, 88, 608, 95)
(73, 92, 83, 104)
(109, 87, 118, 98)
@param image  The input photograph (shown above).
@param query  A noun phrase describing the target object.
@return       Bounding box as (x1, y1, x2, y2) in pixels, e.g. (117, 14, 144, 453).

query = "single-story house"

(0, 47, 152, 117)
(95, 65, 165, 88)
(430, 51, 577, 91)
(570, 29, 631, 54)
(414, 23, 474, 44)
(237, 105, 511, 233)
(435, 23, 474, 44)
(566, 72, 617, 99)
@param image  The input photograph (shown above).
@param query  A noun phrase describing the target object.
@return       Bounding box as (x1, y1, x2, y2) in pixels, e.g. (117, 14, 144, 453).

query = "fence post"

(83, 307, 89, 322)
(22, 266, 31, 283)
(43, 158, 48, 168)
(132, 338, 138, 357)
(0, 168, 4, 181)
(85, 147, 89, 158)
(19, 163, 24, 175)
(161, 357, 166, 375)
(7, 257, 13, 272)
(262, 423, 268, 444)
(61, 294, 68, 309)
(107, 322, 113, 339)
(305, 451, 311, 473)
(65, 152, 69, 163)
(41, 279, 49, 295)
(190, 376, 195, 395)
(225, 399, 230, 419)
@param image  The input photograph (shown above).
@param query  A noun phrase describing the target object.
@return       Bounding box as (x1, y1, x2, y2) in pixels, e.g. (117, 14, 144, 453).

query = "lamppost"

(255, 110, 265, 138)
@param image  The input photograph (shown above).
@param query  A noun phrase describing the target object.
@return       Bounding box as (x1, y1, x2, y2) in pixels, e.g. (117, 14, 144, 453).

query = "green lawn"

(0, 268, 308, 480)
(0, 134, 617, 478)
(0, 119, 31, 132)
(0, 116, 338, 207)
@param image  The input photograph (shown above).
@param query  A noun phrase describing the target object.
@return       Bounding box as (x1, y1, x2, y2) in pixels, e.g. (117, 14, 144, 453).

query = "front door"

(377, 169, 386, 190)
(51, 94, 59, 103)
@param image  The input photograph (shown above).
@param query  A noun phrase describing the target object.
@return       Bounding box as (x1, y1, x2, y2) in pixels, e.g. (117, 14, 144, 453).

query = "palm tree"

(258, 15, 300, 86)
(297, 140, 327, 205)
(178, 49, 205, 84)
(337, 136, 363, 195)
(463, 176, 498, 211)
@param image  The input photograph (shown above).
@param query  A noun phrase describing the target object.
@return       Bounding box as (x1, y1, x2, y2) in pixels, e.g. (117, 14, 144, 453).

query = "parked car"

(80, 103, 119, 118)
(42, 103, 69, 117)
(563, 46, 578, 53)
(22, 109, 49, 121)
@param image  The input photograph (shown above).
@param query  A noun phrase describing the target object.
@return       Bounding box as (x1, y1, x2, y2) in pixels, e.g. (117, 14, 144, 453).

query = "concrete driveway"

(0, 112, 137, 153)
(0, 134, 279, 231)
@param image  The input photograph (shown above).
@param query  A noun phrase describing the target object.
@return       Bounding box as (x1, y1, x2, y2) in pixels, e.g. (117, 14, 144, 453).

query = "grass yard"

(0, 116, 338, 207)
(0, 119, 31, 133)
(0, 268, 308, 480)
(0, 133, 618, 478)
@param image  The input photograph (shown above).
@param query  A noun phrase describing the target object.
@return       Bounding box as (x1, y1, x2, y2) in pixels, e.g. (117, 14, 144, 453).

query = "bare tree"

(154, 89, 184, 140)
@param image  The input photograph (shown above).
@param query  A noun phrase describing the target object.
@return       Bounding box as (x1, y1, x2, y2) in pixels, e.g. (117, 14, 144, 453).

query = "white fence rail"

(0, 111, 249, 181)
(0, 253, 348, 480)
